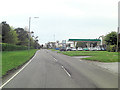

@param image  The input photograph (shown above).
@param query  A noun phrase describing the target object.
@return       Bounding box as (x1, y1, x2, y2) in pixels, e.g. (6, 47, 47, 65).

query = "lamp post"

(117, 27, 120, 52)
(28, 17, 31, 51)
(28, 17, 39, 51)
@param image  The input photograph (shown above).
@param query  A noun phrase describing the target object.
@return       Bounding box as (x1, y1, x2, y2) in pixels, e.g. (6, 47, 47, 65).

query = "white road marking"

(0, 50, 39, 89)
(61, 66, 71, 77)
(53, 58, 58, 62)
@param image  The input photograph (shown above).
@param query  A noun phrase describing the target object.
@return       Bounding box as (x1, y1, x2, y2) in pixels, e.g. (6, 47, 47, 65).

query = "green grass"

(58, 51, 118, 62)
(2, 49, 38, 76)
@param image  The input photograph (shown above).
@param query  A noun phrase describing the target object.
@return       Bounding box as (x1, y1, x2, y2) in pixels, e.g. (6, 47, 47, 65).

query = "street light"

(28, 17, 39, 51)
(117, 27, 120, 52)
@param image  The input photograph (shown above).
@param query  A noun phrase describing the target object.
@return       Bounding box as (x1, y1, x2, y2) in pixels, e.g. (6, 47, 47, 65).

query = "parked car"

(77, 47, 83, 51)
(66, 47, 72, 51)
(92, 47, 101, 51)
(88, 48, 93, 51)
(71, 47, 77, 51)
(97, 47, 101, 51)
(83, 48, 89, 51)
(55, 48, 59, 50)
(101, 47, 106, 51)
(59, 47, 66, 51)
(92, 47, 97, 51)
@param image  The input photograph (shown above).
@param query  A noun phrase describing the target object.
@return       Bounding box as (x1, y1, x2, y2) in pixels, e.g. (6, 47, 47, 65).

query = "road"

(2, 49, 118, 88)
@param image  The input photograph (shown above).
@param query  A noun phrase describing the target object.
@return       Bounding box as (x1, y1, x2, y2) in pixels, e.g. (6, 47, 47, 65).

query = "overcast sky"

(0, 0, 119, 44)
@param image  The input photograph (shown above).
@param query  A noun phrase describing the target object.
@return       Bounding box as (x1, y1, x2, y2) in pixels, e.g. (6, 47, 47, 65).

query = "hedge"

(1, 43, 33, 51)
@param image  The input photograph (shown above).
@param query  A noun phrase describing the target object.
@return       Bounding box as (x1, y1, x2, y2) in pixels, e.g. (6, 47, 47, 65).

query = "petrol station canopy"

(68, 39, 101, 42)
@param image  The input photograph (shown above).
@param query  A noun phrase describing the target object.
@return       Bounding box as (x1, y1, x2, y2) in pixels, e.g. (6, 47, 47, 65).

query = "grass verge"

(58, 51, 118, 62)
(2, 49, 38, 77)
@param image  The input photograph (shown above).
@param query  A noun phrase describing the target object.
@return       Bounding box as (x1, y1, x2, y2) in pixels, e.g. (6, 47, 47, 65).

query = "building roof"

(68, 39, 101, 42)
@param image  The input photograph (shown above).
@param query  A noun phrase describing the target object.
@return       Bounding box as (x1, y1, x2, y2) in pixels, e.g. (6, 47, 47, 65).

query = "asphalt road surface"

(2, 49, 118, 88)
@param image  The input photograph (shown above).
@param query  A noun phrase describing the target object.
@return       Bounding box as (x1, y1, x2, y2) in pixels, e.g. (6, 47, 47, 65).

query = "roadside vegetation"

(0, 21, 41, 77)
(2, 49, 37, 77)
(58, 51, 118, 62)
(1, 21, 40, 49)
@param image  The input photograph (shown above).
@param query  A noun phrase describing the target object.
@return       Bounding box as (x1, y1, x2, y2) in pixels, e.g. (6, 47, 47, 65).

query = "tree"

(15, 28, 29, 46)
(33, 40, 40, 49)
(9, 28, 18, 44)
(104, 31, 117, 45)
(2, 21, 18, 44)
(104, 31, 118, 52)
(2, 21, 11, 43)
(30, 37, 34, 47)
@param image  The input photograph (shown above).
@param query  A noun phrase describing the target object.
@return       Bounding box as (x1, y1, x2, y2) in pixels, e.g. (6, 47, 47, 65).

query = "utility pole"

(28, 17, 39, 51)
(117, 27, 119, 52)
(28, 17, 31, 51)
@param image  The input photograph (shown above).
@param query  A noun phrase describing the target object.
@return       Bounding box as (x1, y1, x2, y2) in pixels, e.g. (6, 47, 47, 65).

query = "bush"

(106, 45, 116, 52)
(1, 43, 30, 51)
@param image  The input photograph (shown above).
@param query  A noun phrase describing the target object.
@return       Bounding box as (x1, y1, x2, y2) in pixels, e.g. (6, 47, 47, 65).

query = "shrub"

(1, 43, 29, 51)
(106, 45, 116, 52)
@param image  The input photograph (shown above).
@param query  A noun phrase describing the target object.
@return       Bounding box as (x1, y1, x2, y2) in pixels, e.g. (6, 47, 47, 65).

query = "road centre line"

(45, 50, 71, 77)
(61, 66, 71, 77)
(53, 58, 58, 62)
(0, 50, 39, 89)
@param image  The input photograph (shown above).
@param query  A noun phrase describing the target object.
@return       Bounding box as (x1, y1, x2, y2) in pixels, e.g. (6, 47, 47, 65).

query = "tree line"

(1, 21, 40, 49)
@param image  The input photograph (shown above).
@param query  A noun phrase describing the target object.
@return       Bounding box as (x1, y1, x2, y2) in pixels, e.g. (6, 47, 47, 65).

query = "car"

(66, 47, 72, 51)
(59, 47, 66, 51)
(83, 48, 89, 51)
(55, 48, 59, 50)
(92, 47, 101, 51)
(97, 47, 101, 51)
(92, 47, 97, 51)
(101, 47, 106, 51)
(77, 47, 83, 51)
(60, 48, 66, 51)
(71, 47, 77, 51)
(88, 48, 94, 51)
